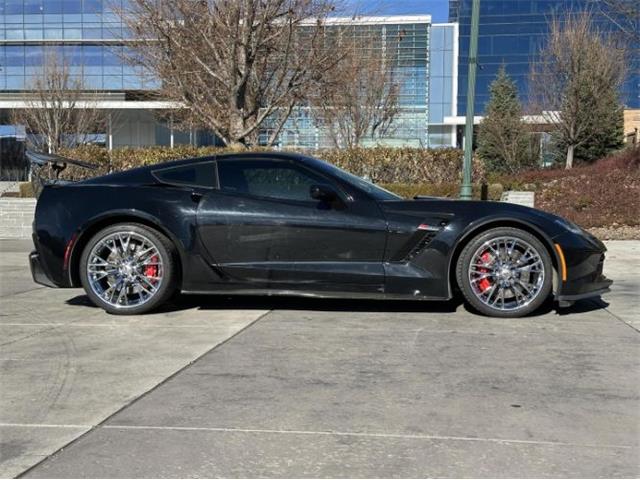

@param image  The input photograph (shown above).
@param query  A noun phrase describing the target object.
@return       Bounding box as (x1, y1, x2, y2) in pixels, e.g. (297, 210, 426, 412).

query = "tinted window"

(301, 156, 401, 201)
(217, 160, 325, 201)
(153, 162, 216, 188)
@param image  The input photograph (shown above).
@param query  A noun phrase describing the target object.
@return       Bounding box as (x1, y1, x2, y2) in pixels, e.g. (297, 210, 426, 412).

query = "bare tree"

(530, 11, 626, 169)
(310, 29, 400, 148)
(119, 0, 339, 149)
(11, 53, 108, 154)
(599, 0, 639, 42)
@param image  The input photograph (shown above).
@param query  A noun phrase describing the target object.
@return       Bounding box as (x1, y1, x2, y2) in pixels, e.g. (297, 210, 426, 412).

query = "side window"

(153, 162, 217, 188)
(217, 160, 327, 202)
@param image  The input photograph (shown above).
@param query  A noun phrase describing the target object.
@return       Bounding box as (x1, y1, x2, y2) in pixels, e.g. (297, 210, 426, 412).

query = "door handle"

(191, 191, 203, 203)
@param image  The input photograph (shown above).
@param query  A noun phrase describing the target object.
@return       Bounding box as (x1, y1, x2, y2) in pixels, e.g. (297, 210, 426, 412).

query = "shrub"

(51, 146, 484, 185)
(55, 145, 224, 180)
(381, 183, 503, 201)
(381, 183, 460, 199)
(19, 182, 35, 198)
(319, 147, 484, 184)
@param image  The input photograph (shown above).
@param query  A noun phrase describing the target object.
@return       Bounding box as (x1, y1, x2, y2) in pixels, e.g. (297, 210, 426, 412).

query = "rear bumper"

(29, 250, 57, 288)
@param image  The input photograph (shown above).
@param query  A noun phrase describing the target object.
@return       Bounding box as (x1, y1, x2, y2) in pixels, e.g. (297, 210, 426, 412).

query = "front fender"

(443, 212, 564, 298)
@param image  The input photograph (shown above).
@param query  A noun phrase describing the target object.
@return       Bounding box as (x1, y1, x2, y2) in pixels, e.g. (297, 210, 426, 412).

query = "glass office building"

(449, 0, 640, 116)
(273, 18, 458, 149)
(0, 0, 186, 148)
(427, 22, 457, 148)
(0, 5, 458, 148)
(0, 0, 159, 91)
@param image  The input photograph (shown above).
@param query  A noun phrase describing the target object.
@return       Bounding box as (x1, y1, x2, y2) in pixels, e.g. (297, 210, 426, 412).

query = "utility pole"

(460, 0, 480, 200)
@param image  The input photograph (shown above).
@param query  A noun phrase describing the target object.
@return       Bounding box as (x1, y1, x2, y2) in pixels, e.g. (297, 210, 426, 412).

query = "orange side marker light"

(554, 243, 567, 282)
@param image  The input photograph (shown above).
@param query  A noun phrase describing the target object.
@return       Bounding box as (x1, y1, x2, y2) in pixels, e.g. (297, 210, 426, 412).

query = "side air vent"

(404, 231, 438, 261)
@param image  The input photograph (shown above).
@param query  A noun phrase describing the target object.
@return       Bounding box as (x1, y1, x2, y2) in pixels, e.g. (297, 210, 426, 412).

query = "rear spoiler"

(26, 150, 99, 178)
(27, 150, 99, 198)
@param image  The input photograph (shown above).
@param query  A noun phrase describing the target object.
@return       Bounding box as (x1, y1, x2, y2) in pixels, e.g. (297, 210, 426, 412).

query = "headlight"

(554, 217, 583, 235)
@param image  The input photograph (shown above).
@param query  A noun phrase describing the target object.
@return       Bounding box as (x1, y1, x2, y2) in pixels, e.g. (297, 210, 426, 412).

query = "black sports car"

(29, 152, 612, 317)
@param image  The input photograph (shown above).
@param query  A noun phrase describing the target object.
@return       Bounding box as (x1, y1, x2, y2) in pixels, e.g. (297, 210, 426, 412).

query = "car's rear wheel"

(80, 223, 177, 315)
(456, 227, 553, 318)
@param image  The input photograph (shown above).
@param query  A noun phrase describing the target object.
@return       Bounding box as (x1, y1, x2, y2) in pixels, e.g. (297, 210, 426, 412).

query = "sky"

(343, 0, 450, 22)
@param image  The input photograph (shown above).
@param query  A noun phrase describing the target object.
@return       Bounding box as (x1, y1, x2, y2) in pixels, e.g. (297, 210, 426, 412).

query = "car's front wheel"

(456, 227, 553, 318)
(79, 223, 177, 315)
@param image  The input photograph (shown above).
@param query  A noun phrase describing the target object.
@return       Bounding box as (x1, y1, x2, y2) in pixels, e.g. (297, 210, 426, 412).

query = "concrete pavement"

(0, 240, 268, 478)
(1, 240, 639, 478)
(599, 241, 640, 330)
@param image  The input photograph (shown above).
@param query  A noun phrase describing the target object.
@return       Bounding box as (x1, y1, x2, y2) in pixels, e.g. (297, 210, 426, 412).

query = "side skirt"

(180, 288, 451, 302)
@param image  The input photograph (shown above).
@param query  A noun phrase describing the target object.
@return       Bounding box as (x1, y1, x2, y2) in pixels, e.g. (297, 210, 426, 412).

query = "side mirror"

(310, 184, 337, 202)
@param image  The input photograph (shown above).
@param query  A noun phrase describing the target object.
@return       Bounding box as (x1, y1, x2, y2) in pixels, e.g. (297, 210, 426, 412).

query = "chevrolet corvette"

(29, 152, 612, 317)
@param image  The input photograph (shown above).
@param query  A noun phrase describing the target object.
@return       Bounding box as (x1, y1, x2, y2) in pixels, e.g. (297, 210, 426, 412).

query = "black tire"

(79, 223, 177, 315)
(456, 227, 553, 318)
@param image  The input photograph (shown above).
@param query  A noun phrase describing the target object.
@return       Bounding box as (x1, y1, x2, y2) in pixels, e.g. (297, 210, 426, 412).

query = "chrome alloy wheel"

(468, 236, 545, 312)
(86, 231, 164, 309)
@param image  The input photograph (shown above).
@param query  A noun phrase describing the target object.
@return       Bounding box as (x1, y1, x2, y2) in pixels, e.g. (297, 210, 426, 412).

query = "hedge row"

(51, 145, 485, 184)
(29, 144, 640, 229)
(380, 183, 506, 201)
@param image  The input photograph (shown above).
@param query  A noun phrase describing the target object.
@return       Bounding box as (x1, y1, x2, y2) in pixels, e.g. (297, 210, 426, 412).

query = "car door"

(196, 157, 387, 293)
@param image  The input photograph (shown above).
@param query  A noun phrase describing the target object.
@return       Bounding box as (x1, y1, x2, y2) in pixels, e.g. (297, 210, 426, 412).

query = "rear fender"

(34, 184, 199, 288)
(67, 209, 192, 287)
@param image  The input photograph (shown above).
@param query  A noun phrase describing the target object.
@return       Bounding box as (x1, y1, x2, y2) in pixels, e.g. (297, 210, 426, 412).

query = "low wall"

(0, 198, 36, 239)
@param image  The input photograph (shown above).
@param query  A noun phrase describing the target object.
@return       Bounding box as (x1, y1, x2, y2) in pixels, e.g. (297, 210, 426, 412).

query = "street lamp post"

(460, 0, 481, 200)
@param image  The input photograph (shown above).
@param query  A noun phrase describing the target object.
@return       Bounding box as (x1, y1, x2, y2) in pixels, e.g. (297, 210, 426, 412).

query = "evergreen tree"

(477, 66, 535, 174)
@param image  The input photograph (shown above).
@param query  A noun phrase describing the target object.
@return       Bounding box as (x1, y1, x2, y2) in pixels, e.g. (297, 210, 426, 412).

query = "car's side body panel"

(196, 189, 388, 292)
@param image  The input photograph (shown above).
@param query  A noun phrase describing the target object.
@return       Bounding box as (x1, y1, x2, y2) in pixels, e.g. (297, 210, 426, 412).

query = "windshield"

(304, 156, 402, 201)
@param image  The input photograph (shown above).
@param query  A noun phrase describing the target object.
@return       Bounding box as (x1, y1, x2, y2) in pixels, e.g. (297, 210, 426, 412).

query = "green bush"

(56, 145, 225, 180)
(380, 183, 460, 199)
(19, 182, 35, 198)
(51, 146, 484, 185)
(381, 183, 504, 201)
(318, 147, 484, 184)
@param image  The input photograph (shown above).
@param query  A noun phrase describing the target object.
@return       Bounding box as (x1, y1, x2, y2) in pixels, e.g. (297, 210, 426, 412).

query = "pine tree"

(477, 66, 535, 174)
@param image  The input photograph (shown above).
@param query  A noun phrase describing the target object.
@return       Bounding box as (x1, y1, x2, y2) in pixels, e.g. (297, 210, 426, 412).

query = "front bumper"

(29, 250, 57, 288)
(554, 231, 612, 302)
(557, 283, 612, 302)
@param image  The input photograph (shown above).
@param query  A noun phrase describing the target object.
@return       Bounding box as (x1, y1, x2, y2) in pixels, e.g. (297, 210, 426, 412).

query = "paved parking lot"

(1, 239, 639, 478)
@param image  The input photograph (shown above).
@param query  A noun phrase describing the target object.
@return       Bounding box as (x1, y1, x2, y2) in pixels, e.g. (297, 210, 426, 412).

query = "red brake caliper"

(144, 254, 159, 282)
(477, 251, 493, 293)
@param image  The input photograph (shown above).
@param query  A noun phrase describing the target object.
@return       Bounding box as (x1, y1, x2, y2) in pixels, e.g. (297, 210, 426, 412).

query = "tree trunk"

(228, 111, 249, 150)
(566, 144, 575, 169)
